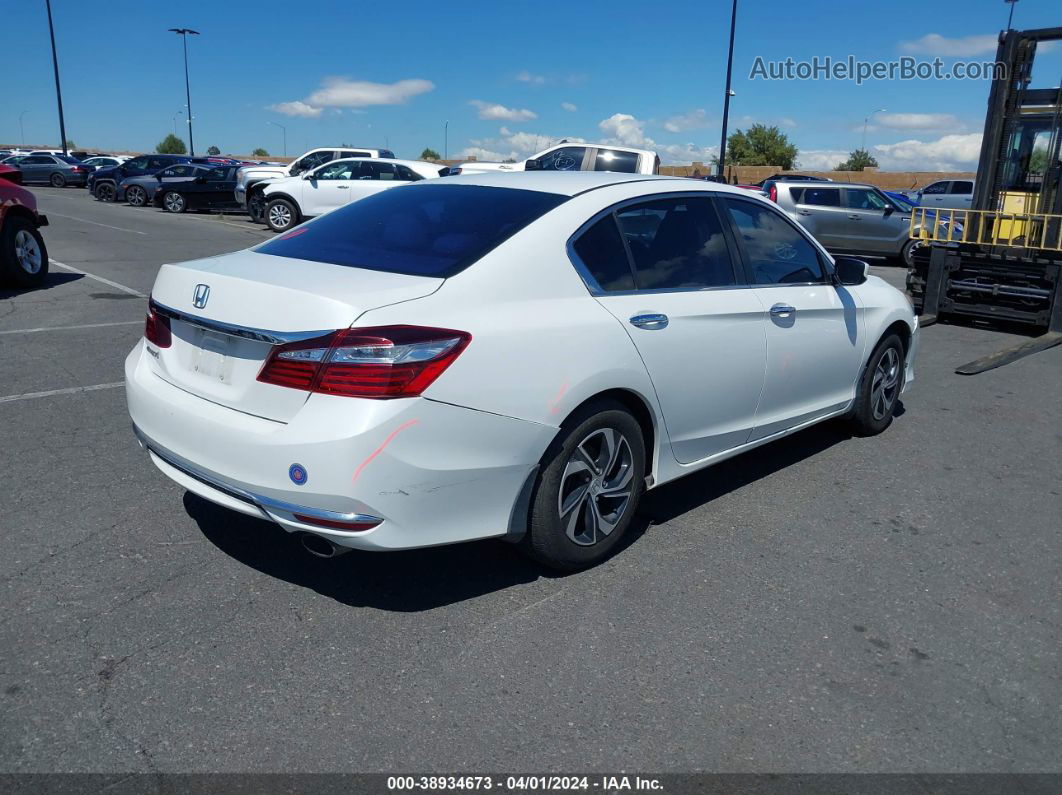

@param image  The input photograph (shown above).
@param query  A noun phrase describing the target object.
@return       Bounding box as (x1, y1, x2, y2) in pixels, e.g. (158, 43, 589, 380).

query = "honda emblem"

(192, 283, 210, 309)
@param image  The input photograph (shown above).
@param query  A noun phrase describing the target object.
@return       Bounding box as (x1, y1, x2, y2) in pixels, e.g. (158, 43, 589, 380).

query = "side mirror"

(834, 256, 870, 286)
(883, 205, 894, 216)
(524, 157, 541, 171)
(195, 176, 207, 184)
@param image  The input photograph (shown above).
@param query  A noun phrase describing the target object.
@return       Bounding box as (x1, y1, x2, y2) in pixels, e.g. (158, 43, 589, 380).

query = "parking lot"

(1, 187, 1060, 773)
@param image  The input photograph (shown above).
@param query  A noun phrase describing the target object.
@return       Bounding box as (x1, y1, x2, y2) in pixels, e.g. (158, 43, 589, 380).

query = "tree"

(725, 124, 798, 169)
(835, 148, 879, 171)
(252, 147, 269, 157)
(156, 134, 187, 154)
(420, 147, 440, 160)
(207, 145, 221, 156)
(64, 139, 76, 150)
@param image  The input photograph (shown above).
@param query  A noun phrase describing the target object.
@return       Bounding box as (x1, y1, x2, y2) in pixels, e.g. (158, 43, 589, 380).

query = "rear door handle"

(847, 214, 861, 220)
(797, 209, 812, 216)
(629, 313, 669, 330)
(336, 185, 350, 189)
(770, 304, 796, 318)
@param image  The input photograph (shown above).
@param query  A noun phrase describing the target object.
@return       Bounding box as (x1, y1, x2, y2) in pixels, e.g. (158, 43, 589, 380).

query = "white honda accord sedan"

(126, 172, 917, 570)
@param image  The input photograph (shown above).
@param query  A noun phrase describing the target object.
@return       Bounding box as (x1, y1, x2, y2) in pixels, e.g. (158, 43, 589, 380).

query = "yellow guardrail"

(909, 206, 1062, 252)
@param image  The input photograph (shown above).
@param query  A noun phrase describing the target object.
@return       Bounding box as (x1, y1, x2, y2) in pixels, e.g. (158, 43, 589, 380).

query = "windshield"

(256, 184, 568, 278)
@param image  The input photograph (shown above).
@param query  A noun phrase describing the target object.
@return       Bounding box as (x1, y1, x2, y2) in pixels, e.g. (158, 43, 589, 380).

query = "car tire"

(901, 238, 925, 268)
(520, 400, 646, 571)
(248, 192, 266, 224)
(163, 192, 187, 213)
(50, 173, 66, 188)
(94, 182, 116, 202)
(265, 198, 298, 232)
(847, 333, 905, 437)
(1, 216, 49, 288)
(126, 185, 147, 207)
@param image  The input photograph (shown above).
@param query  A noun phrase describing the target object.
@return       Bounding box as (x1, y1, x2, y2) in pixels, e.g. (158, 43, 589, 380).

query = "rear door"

(788, 185, 846, 248)
(203, 168, 239, 208)
(573, 194, 768, 464)
(721, 196, 864, 439)
(943, 179, 974, 210)
(840, 187, 908, 253)
(348, 161, 405, 203)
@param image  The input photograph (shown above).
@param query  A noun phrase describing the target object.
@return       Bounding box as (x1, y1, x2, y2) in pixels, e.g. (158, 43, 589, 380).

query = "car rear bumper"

(125, 340, 554, 551)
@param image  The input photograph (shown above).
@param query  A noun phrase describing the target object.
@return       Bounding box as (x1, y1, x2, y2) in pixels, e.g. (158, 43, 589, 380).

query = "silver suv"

(772, 181, 940, 266)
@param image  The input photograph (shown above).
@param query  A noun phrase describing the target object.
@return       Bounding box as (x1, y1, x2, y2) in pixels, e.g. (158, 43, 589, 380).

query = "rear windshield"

(255, 184, 567, 278)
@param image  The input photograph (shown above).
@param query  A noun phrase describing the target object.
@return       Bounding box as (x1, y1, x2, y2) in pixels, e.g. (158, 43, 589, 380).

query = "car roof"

(432, 171, 758, 197)
(778, 181, 878, 190)
(321, 157, 440, 168)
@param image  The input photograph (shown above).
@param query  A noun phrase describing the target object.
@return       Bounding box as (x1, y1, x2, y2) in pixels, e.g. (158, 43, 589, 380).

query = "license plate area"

(190, 329, 235, 384)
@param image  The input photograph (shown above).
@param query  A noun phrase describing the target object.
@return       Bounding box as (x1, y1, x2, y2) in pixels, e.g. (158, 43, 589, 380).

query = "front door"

(720, 196, 865, 440)
(840, 187, 909, 254)
(573, 194, 768, 464)
(302, 160, 360, 216)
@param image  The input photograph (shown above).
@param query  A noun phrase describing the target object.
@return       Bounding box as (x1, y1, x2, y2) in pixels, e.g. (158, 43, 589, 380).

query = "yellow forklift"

(907, 25, 1062, 374)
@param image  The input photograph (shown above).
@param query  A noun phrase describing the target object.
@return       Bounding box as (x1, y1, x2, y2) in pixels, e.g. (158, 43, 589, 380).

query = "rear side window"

(922, 181, 947, 195)
(950, 180, 973, 194)
(572, 216, 635, 292)
(363, 162, 398, 181)
(723, 199, 825, 285)
(340, 150, 371, 159)
(615, 197, 737, 289)
(256, 184, 567, 278)
(594, 149, 640, 173)
(395, 165, 423, 181)
(800, 187, 841, 206)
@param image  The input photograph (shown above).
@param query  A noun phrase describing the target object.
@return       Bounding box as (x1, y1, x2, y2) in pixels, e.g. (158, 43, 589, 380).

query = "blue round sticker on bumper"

(288, 464, 308, 486)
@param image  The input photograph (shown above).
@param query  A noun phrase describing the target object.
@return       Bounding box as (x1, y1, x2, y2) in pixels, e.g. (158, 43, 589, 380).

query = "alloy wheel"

(904, 239, 925, 267)
(268, 203, 292, 230)
(871, 347, 901, 420)
(558, 427, 635, 546)
(96, 183, 115, 202)
(165, 193, 185, 213)
(127, 186, 146, 206)
(14, 229, 43, 275)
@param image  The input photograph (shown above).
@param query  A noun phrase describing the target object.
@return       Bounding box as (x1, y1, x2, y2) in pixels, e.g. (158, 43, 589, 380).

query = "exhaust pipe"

(299, 533, 351, 559)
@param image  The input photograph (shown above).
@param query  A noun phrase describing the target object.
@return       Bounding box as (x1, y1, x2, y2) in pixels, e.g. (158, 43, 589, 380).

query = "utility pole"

(168, 28, 199, 155)
(1005, 0, 1018, 30)
(862, 108, 887, 153)
(19, 111, 29, 147)
(267, 121, 287, 156)
(717, 0, 738, 179)
(45, 0, 69, 155)
(444, 120, 449, 160)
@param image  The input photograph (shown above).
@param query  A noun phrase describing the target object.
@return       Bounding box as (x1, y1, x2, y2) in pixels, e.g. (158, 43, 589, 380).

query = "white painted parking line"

(50, 259, 147, 298)
(44, 211, 148, 236)
(0, 320, 143, 335)
(0, 382, 124, 404)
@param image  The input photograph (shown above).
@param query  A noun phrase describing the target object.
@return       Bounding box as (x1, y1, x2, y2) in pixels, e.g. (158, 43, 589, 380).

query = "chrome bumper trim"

(151, 301, 334, 345)
(132, 424, 383, 527)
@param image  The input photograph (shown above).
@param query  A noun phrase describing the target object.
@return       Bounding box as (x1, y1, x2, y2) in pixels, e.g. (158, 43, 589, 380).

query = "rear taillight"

(257, 325, 471, 399)
(769, 184, 778, 202)
(144, 301, 172, 348)
(70, 166, 84, 172)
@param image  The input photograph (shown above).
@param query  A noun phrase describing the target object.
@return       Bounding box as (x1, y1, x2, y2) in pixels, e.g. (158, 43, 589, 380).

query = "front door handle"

(797, 209, 812, 216)
(629, 313, 669, 330)
(847, 214, 861, 220)
(336, 185, 350, 189)
(770, 304, 796, 318)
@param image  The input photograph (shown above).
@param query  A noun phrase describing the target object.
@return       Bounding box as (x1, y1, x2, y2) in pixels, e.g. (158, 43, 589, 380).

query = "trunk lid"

(147, 250, 442, 422)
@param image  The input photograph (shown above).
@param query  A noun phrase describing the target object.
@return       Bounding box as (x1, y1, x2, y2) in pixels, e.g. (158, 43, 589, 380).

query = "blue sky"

(3, 0, 1061, 170)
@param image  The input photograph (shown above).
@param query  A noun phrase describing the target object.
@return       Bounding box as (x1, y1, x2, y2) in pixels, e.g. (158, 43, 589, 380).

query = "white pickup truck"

(236, 146, 395, 222)
(450, 142, 659, 176)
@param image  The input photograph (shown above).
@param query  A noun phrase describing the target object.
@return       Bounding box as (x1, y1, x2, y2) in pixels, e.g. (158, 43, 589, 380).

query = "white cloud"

(779, 117, 797, 128)
(561, 102, 578, 112)
(459, 129, 586, 162)
(267, 100, 323, 118)
(599, 113, 650, 146)
(796, 150, 851, 170)
(515, 70, 546, 85)
(598, 112, 717, 164)
(873, 133, 982, 170)
(470, 100, 538, 122)
(305, 77, 434, 108)
(663, 109, 710, 133)
(876, 112, 962, 131)
(899, 33, 998, 56)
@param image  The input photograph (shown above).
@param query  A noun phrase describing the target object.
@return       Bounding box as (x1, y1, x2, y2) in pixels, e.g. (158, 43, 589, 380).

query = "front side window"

(314, 161, 357, 180)
(256, 184, 567, 278)
(22, 156, 50, 165)
(799, 187, 841, 207)
(594, 149, 640, 173)
(950, 180, 973, 194)
(615, 197, 737, 290)
(922, 181, 947, 195)
(205, 168, 230, 182)
(125, 157, 149, 170)
(536, 147, 586, 171)
(843, 188, 888, 211)
(724, 199, 825, 285)
(572, 216, 635, 292)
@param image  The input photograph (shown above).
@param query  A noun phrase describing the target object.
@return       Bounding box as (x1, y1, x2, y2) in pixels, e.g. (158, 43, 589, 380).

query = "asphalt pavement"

(0, 187, 1059, 774)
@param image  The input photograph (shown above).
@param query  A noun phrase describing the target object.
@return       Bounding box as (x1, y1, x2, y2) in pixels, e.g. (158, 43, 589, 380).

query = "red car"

(0, 164, 49, 288)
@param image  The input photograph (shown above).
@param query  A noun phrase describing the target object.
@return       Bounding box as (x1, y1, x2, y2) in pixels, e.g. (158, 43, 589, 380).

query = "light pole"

(44, 0, 69, 155)
(444, 120, 449, 160)
(862, 108, 887, 153)
(1005, 0, 1018, 30)
(267, 120, 286, 156)
(717, 0, 738, 179)
(19, 111, 29, 146)
(173, 110, 183, 137)
(168, 28, 199, 156)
